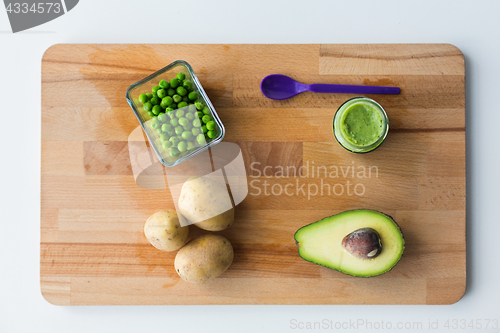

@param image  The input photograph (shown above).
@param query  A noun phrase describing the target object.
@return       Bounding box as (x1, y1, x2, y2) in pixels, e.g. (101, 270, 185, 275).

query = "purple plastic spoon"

(260, 74, 400, 100)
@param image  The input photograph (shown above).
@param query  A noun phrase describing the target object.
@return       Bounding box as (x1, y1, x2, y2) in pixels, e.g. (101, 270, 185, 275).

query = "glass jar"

(333, 97, 389, 153)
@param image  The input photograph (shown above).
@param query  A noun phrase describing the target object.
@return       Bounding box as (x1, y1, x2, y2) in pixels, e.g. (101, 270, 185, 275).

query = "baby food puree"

(333, 97, 389, 153)
(341, 101, 384, 145)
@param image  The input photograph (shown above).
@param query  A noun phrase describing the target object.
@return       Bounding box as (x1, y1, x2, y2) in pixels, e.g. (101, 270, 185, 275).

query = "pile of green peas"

(137, 73, 218, 158)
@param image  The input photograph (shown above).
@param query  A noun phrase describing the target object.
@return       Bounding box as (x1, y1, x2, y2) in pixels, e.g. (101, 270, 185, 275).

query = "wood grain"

(319, 44, 464, 75)
(84, 141, 132, 175)
(41, 44, 465, 305)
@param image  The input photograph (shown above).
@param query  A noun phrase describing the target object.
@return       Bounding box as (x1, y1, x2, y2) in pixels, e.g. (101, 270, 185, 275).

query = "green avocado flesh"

(294, 210, 404, 277)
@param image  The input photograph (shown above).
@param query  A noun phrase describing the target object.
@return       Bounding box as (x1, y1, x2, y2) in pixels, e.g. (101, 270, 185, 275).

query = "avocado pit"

(342, 228, 382, 260)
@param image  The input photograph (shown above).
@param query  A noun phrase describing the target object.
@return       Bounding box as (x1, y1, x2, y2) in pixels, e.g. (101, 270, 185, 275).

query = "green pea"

(176, 109, 185, 118)
(187, 142, 195, 150)
(170, 118, 178, 126)
(170, 78, 180, 88)
(171, 103, 177, 110)
(196, 111, 203, 118)
(202, 115, 211, 124)
(151, 121, 159, 129)
(160, 133, 169, 142)
(162, 141, 172, 150)
(177, 141, 187, 152)
(183, 123, 192, 131)
(139, 93, 149, 104)
(167, 129, 175, 137)
(165, 107, 174, 113)
(157, 113, 168, 122)
(177, 73, 186, 81)
(175, 126, 184, 135)
(173, 94, 182, 103)
(207, 130, 217, 138)
(150, 97, 160, 105)
(206, 120, 216, 131)
(152, 86, 160, 95)
(170, 147, 180, 157)
(192, 118, 202, 127)
(159, 79, 169, 89)
(161, 96, 173, 107)
(188, 91, 198, 101)
(182, 96, 189, 102)
(201, 125, 207, 133)
(181, 131, 193, 140)
(183, 80, 192, 90)
(178, 117, 189, 127)
(202, 107, 210, 115)
(191, 127, 201, 136)
(178, 101, 188, 108)
(143, 102, 153, 111)
(169, 136, 180, 146)
(152, 105, 162, 115)
(147, 111, 155, 118)
(195, 101, 204, 110)
(185, 112, 195, 121)
(196, 134, 206, 145)
(167, 88, 176, 96)
(156, 128, 163, 134)
(161, 123, 172, 132)
(146, 93, 154, 99)
(176, 86, 188, 96)
(157, 89, 167, 99)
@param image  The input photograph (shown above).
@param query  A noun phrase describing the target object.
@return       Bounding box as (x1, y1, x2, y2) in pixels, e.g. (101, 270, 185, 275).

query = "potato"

(144, 210, 189, 251)
(178, 176, 234, 231)
(174, 234, 234, 283)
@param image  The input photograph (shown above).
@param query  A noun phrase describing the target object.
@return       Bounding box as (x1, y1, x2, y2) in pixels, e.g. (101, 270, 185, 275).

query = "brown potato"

(178, 176, 234, 231)
(144, 210, 189, 251)
(174, 234, 234, 283)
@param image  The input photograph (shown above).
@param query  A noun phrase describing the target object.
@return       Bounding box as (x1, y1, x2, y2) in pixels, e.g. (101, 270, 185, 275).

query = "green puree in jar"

(340, 101, 384, 146)
(333, 97, 389, 153)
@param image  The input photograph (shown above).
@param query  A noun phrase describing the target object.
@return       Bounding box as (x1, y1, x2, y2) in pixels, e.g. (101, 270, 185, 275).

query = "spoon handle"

(308, 83, 400, 95)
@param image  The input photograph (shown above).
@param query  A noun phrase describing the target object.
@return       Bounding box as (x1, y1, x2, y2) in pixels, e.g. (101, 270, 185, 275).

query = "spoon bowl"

(260, 74, 305, 100)
(261, 74, 400, 100)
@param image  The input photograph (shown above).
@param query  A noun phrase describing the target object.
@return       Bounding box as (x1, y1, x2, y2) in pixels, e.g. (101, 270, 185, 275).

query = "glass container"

(126, 60, 225, 167)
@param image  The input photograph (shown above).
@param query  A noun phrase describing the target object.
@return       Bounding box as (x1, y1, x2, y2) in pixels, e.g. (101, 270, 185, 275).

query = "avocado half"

(294, 209, 404, 277)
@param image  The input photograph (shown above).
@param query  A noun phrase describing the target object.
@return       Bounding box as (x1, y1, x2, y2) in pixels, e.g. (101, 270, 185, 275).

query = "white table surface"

(1, 0, 499, 332)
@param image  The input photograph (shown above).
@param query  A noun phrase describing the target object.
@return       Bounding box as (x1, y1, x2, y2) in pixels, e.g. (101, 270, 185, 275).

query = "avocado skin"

(294, 209, 405, 278)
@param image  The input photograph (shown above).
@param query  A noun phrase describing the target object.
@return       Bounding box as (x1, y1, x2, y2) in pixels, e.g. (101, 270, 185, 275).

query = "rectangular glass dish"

(126, 60, 225, 167)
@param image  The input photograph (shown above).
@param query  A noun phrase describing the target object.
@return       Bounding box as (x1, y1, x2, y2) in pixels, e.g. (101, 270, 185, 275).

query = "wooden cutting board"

(41, 44, 466, 305)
